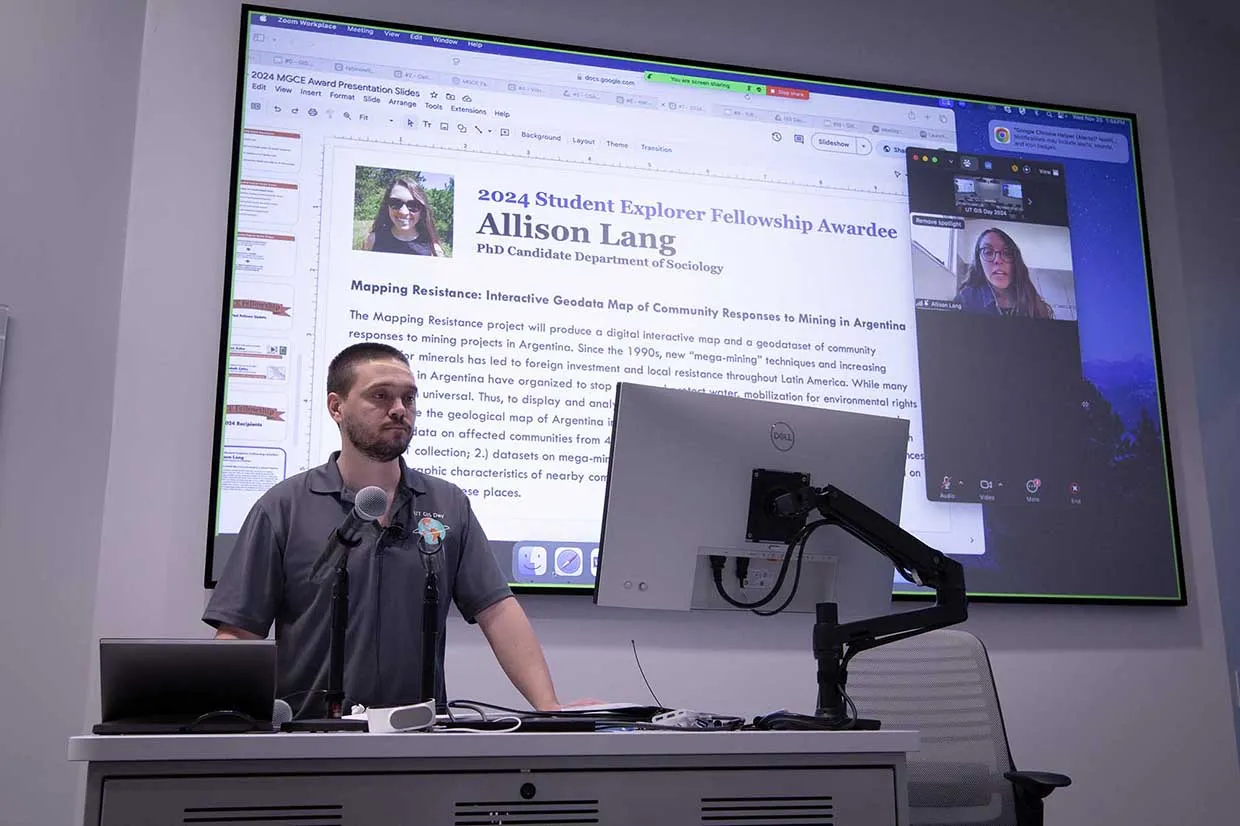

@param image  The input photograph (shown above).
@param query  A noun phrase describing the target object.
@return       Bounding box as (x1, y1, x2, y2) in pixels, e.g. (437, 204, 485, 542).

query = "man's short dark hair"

(327, 342, 411, 396)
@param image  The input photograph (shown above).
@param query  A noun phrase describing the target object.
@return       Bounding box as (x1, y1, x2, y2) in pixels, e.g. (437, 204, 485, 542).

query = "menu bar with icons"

(241, 68, 929, 199)
(251, 12, 962, 115)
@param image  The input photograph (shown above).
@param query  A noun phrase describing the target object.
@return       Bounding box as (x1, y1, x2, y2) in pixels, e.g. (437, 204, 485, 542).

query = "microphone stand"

(420, 544, 442, 709)
(324, 550, 356, 722)
(282, 530, 368, 732)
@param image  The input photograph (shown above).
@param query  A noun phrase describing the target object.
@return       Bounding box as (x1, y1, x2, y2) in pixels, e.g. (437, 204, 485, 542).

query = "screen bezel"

(204, 3, 1185, 607)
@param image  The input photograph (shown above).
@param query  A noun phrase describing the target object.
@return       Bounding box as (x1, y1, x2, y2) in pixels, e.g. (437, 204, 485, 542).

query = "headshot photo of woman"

(361, 177, 446, 256)
(955, 227, 1054, 319)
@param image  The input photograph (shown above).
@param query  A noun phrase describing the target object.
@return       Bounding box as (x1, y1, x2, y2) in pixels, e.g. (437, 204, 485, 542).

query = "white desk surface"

(69, 729, 919, 763)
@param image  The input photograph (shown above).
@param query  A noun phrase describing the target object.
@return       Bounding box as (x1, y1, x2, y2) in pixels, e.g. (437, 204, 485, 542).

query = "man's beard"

(343, 418, 412, 462)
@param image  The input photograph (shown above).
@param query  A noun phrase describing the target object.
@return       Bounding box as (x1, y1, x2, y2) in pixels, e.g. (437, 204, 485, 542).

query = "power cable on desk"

(436, 716, 523, 734)
(444, 700, 493, 723)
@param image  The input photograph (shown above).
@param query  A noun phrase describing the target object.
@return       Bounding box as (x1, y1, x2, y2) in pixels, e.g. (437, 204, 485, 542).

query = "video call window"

(907, 149, 1086, 507)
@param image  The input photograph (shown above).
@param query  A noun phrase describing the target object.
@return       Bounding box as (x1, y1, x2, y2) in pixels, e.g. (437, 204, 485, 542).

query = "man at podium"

(204, 342, 563, 718)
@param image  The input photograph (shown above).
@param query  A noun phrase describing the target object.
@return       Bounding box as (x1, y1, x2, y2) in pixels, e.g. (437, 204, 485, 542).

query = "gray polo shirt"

(203, 452, 512, 717)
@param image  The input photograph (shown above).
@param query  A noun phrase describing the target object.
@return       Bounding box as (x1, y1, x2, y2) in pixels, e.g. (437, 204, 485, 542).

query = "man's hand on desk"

(538, 698, 609, 712)
(213, 625, 263, 640)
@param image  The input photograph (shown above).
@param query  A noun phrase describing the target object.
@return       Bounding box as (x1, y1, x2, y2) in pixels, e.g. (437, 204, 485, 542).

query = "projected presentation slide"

(207, 7, 1183, 604)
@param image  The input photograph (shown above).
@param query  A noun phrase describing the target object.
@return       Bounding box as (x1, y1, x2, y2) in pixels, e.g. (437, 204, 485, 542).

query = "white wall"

(0, 2, 145, 824)
(82, 2, 1239, 826)
(1156, 0, 1240, 758)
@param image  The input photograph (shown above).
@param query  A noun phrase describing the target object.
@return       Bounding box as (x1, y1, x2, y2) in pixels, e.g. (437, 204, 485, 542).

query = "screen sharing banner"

(209, 6, 1183, 604)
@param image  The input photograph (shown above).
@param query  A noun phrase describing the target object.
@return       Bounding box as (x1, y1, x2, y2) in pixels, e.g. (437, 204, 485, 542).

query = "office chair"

(846, 629, 1070, 825)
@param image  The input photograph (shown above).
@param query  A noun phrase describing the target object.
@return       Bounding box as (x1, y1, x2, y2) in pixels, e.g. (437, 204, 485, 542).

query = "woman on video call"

(363, 177, 445, 256)
(955, 227, 1053, 319)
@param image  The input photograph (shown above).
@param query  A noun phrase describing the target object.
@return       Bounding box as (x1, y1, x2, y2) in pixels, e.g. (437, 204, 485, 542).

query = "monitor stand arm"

(775, 485, 970, 730)
(813, 602, 874, 728)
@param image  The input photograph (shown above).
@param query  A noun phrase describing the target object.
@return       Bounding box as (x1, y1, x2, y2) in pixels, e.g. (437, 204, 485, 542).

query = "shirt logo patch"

(415, 516, 449, 548)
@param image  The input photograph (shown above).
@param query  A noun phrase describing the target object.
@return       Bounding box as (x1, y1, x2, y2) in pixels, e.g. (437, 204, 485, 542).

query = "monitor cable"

(630, 638, 665, 708)
(709, 519, 826, 615)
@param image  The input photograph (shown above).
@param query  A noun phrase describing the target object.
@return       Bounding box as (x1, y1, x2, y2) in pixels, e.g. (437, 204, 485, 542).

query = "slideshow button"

(811, 132, 872, 155)
(811, 132, 855, 153)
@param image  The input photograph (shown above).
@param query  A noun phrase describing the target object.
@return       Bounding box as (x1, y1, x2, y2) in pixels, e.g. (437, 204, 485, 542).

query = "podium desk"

(70, 729, 916, 825)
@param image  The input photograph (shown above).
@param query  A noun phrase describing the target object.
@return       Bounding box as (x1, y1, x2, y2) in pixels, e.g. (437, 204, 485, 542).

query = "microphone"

(272, 698, 293, 729)
(310, 485, 389, 580)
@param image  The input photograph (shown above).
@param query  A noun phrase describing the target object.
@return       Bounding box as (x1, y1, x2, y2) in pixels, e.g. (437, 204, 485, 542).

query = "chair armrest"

(1004, 770, 1072, 800)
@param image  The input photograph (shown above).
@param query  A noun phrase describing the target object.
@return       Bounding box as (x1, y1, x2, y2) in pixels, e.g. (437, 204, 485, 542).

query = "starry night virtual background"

(918, 104, 1179, 601)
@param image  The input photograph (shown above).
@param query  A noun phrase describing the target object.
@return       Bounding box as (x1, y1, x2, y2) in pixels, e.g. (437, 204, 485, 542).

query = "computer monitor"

(594, 383, 909, 620)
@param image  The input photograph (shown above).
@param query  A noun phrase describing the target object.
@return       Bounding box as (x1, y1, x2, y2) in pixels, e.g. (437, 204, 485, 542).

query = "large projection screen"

(207, 4, 1184, 605)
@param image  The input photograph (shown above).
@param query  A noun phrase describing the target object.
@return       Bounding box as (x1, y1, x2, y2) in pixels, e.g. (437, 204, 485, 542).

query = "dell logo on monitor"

(770, 421, 795, 451)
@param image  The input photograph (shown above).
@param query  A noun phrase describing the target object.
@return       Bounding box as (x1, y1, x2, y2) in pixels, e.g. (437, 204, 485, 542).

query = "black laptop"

(93, 638, 277, 735)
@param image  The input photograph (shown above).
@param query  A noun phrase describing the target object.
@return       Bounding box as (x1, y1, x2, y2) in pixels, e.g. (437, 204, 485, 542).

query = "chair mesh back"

(846, 629, 1016, 825)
